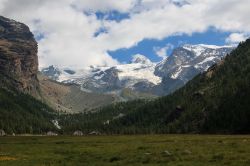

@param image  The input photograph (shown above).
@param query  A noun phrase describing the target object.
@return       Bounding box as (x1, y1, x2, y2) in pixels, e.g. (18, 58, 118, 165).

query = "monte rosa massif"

(42, 44, 234, 97)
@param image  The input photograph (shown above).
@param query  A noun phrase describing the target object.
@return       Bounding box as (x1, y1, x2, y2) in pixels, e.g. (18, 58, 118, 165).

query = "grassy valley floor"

(0, 135, 250, 166)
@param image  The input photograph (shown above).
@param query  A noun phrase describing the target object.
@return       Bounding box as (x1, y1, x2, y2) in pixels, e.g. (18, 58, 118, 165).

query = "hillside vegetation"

(59, 39, 250, 134)
(0, 88, 57, 134)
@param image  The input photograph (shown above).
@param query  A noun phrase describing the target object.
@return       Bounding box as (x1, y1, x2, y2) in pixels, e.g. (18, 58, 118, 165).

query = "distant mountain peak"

(41, 43, 235, 96)
(154, 44, 234, 94)
(131, 54, 152, 64)
(41, 65, 61, 80)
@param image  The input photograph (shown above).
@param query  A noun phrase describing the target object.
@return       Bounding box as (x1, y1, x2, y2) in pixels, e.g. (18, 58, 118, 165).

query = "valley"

(0, 1, 250, 165)
(0, 15, 249, 135)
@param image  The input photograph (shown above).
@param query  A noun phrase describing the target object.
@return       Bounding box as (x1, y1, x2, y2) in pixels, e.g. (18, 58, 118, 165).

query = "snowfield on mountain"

(42, 44, 234, 96)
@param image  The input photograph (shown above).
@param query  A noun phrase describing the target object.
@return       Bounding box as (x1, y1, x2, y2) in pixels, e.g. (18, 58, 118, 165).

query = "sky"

(0, 0, 249, 68)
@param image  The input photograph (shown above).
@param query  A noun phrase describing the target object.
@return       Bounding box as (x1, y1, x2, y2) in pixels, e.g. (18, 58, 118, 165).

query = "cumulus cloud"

(226, 33, 249, 44)
(99, 0, 250, 51)
(154, 44, 174, 59)
(0, 0, 250, 68)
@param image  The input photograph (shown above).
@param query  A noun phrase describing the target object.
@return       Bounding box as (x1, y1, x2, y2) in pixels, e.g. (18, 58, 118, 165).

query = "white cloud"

(154, 44, 174, 59)
(99, 0, 250, 51)
(226, 33, 249, 44)
(0, 0, 250, 68)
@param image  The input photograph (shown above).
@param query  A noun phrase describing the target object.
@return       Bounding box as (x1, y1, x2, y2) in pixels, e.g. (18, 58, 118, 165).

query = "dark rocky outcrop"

(41, 65, 61, 80)
(0, 16, 39, 95)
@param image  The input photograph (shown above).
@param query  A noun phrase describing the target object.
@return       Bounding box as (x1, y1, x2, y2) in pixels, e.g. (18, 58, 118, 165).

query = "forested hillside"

(60, 39, 250, 134)
(0, 88, 57, 134)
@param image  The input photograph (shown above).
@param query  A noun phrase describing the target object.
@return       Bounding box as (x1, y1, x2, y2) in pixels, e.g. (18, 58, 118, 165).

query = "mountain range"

(42, 44, 234, 97)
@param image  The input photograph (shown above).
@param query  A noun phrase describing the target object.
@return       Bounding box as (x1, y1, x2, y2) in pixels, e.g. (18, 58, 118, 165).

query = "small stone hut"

(73, 130, 84, 136)
(0, 129, 6, 136)
(89, 131, 101, 135)
(46, 131, 58, 136)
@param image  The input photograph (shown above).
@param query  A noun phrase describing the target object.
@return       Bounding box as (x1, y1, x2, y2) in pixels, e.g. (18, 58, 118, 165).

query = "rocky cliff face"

(0, 16, 39, 95)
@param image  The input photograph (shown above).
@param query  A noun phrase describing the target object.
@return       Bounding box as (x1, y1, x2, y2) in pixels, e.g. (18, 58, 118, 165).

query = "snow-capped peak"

(131, 54, 152, 64)
(182, 44, 233, 57)
(197, 44, 234, 49)
(41, 43, 234, 96)
(183, 44, 233, 49)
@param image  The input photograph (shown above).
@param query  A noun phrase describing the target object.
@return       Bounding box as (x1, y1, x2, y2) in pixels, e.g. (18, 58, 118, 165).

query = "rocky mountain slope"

(39, 72, 156, 113)
(0, 16, 39, 96)
(38, 73, 120, 113)
(42, 45, 234, 96)
(154, 44, 234, 94)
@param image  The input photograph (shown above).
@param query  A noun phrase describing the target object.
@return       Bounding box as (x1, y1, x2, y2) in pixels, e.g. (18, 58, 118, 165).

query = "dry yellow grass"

(0, 156, 18, 161)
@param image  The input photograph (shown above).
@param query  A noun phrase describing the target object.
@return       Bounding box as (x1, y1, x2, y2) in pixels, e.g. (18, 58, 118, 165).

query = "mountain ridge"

(42, 44, 234, 96)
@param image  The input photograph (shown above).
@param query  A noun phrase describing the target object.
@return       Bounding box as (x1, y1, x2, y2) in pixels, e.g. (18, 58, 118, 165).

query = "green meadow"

(0, 135, 249, 166)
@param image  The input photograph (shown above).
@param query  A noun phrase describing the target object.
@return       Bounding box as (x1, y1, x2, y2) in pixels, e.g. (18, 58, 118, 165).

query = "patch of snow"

(116, 63, 161, 86)
(57, 68, 91, 82)
(104, 120, 110, 125)
(131, 54, 152, 64)
(94, 73, 104, 80)
(182, 65, 191, 68)
(195, 57, 218, 70)
(113, 113, 125, 120)
(156, 57, 168, 70)
(52, 120, 61, 129)
(171, 67, 182, 79)
(198, 44, 234, 49)
(183, 44, 206, 56)
(197, 56, 217, 65)
(183, 44, 234, 57)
